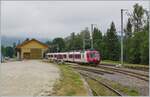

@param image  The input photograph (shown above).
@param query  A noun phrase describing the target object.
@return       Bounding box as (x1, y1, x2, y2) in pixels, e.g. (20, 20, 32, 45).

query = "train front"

(86, 50, 100, 64)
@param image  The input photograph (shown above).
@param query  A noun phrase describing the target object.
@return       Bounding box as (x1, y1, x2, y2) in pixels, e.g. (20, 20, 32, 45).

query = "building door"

(30, 49, 42, 59)
(23, 53, 30, 59)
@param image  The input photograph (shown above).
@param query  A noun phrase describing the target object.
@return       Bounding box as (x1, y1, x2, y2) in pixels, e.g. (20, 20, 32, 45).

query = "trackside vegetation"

(52, 64, 88, 96)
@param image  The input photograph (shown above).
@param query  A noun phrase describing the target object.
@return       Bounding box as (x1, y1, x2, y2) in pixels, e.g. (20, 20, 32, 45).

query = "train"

(46, 50, 100, 64)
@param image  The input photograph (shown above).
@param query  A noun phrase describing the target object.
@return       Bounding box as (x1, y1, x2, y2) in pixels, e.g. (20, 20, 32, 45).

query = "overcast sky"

(1, 1, 149, 40)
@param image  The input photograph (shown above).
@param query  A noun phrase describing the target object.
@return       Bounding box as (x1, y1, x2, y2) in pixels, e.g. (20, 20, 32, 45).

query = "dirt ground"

(0, 60, 60, 96)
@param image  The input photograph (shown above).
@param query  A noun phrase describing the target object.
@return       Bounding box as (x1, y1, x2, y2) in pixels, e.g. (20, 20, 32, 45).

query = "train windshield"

(90, 53, 96, 58)
(90, 52, 99, 58)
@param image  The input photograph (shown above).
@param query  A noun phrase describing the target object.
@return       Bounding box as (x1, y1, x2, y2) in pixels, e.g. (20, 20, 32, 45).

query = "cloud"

(1, 1, 149, 39)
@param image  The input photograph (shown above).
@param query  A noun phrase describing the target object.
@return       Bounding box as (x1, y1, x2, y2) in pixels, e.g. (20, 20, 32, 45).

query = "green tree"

(105, 22, 120, 61)
(140, 29, 149, 64)
(124, 3, 148, 64)
(124, 18, 132, 62)
(80, 27, 91, 50)
(13, 42, 17, 57)
(65, 32, 77, 51)
(45, 40, 53, 52)
(132, 3, 145, 32)
(5, 46, 14, 58)
(128, 32, 142, 64)
(101, 34, 109, 59)
(1, 45, 6, 57)
(92, 27, 102, 54)
(74, 33, 83, 50)
(125, 18, 132, 38)
(52, 37, 65, 52)
(70, 32, 76, 50)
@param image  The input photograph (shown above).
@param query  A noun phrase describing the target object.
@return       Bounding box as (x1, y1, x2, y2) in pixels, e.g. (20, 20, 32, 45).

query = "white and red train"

(46, 50, 100, 64)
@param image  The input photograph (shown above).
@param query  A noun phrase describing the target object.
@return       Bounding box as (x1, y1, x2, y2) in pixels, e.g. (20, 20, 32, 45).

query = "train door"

(81, 52, 85, 63)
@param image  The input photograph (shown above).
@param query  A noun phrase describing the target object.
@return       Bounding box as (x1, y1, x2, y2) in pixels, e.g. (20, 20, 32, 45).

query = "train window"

(54, 55, 57, 57)
(75, 55, 77, 58)
(78, 54, 81, 59)
(69, 54, 72, 58)
(75, 54, 81, 59)
(63, 54, 66, 58)
(57, 54, 63, 59)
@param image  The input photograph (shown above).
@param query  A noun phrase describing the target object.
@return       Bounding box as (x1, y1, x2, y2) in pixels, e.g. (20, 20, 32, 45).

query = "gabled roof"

(16, 38, 48, 49)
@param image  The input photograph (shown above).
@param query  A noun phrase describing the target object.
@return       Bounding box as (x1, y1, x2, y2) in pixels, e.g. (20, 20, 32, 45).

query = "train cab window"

(90, 53, 96, 58)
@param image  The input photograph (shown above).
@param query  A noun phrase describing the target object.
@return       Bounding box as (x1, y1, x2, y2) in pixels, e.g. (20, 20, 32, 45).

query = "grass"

(49, 61, 140, 96)
(85, 75, 139, 96)
(101, 60, 149, 71)
(86, 78, 117, 96)
(52, 64, 88, 96)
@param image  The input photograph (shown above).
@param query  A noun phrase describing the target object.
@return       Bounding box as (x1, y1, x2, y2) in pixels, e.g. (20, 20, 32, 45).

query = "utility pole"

(72, 33, 75, 62)
(56, 44, 59, 53)
(83, 31, 85, 51)
(121, 9, 124, 66)
(91, 24, 94, 50)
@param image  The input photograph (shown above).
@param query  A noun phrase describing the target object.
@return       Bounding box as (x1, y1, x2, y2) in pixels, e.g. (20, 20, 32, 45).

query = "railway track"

(99, 65, 149, 77)
(100, 63, 149, 72)
(72, 66, 114, 75)
(79, 71, 123, 96)
(98, 65, 149, 82)
(69, 63, 149, 82)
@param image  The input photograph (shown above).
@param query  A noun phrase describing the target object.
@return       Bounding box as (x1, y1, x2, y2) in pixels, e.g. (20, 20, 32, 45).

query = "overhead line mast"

(91, 24, 94, 50)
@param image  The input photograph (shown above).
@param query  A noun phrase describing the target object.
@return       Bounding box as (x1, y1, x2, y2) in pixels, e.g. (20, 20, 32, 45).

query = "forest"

(1, 3, 149, 65)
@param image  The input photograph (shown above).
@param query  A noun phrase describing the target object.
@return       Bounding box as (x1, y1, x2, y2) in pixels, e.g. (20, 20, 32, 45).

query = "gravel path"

(0, 60, 60, 96)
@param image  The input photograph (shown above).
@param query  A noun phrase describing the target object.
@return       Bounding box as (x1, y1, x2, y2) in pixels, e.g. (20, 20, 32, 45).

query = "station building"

(16, 38, 48, 59)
